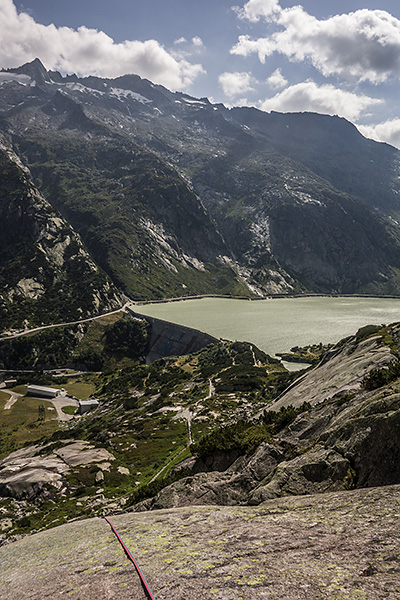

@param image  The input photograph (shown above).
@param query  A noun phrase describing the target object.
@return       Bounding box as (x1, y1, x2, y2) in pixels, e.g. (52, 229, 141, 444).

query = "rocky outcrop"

(0, 441, 115, 500)
(142, 328, 400, 509)
(0, 446, 69, 499)
(53, 441, 115, 468)
(269, 333, 393, 411)
(249, 446, 351, 504)
(0, 485, 399, 599)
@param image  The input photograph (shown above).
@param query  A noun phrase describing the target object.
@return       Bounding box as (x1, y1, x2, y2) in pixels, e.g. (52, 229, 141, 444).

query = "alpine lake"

(134, 296, 400, 370)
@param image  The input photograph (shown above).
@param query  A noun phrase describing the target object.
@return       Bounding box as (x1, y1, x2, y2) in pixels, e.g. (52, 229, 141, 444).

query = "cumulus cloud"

(219, 71, 255, 98)
(0, 0, 204, 90)
(259, 80, 383, 122)
(232, 1, 400, 83)
(233, 0, 281, 23)
(266, 68, 287, 90)
(358, 119, 400, 149)
(171, 35, 205, 62)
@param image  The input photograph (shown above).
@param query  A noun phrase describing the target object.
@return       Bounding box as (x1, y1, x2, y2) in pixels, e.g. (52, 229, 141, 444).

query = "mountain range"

(1, 61, 400, 593)
(2, 59, 400, 328)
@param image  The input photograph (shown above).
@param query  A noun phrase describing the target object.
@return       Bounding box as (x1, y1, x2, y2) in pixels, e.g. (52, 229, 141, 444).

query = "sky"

(2, 0, 400, 147)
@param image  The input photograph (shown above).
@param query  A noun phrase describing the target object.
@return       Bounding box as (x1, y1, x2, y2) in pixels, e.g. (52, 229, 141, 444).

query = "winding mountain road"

(0, 303, 129, 342)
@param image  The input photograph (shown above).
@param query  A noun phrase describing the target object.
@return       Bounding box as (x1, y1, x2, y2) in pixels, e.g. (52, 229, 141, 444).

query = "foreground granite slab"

(0, 485, 399, 600)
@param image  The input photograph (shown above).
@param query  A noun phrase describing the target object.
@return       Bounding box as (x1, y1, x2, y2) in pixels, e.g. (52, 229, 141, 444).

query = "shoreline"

(132, 292, 400, 305)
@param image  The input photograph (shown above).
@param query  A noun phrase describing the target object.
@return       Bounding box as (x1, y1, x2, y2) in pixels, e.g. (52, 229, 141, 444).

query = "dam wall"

(127, 308, 218, 363)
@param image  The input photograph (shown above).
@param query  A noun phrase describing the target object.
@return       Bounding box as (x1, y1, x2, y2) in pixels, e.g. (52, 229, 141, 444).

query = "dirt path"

(149, 377, 216, 484)
(147, 443, 190, 485)
(206, 378, 214, 400)
(1, 387, 23, 410)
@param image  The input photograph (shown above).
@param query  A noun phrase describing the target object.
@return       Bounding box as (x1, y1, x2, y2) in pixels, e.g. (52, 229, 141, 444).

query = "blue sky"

(3, 0, 400, 147)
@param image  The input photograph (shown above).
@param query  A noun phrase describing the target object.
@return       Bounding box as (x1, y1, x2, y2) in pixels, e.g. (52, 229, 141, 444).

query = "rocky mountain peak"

(1, 61, 400, 301)
(5, 57, 51, 86)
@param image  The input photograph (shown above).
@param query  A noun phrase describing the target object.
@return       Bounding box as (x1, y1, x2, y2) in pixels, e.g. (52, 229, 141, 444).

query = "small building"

(3, 379, 17, 387)
(78, 399, 99, 415)
(26, 384, 62, 398)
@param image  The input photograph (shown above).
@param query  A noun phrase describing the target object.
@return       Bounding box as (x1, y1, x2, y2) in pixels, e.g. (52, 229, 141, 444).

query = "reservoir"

(135, 296, 400, 360)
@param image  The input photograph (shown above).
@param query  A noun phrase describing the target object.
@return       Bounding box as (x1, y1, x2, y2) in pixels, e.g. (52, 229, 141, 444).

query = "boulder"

(0, 446, 68, 499)
(249, 446, 351, 504)
(54, 441, 115, 466)
(0, 441, 116, 500)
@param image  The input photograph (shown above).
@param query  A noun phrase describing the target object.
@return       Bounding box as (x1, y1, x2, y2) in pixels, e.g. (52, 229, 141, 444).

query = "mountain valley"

(2, 59, 400, 314)
(0, 59, 400, 599)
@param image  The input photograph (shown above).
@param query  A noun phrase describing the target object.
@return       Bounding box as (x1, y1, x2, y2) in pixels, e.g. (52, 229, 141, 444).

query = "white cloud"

(171, 36, 205, 62)
(0, 0, 204, 90)
(259, 80, 383, 122)
(219, 71, 255, 98)
(174, 37, 187, 45)
(358, 119, 400, 149)
(192, 36, 204, 47)
(233, 0, 281, 23)
(266, 68, 287, 90)
(232, 2, 400, 83)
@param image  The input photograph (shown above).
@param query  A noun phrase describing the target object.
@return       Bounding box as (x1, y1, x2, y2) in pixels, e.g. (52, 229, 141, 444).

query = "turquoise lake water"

(135, 296, 400, 359)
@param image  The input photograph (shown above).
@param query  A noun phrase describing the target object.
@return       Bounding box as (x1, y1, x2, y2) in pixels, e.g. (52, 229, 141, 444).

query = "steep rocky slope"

(0, 485, 399, 600)
(0, 138, 121, 331)
(229, 108, 400, 213)
(137, 324, 400, 509)
(1, 60, 248, 301)
(2, 59, 400, 297)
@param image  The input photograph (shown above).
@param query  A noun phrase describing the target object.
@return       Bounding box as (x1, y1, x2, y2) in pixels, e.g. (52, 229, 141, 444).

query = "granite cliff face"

(137, 325, 400, 510)
(0, 486, 399, 600)
(0, 138, 121, 330)
(2, 59, 400, 299)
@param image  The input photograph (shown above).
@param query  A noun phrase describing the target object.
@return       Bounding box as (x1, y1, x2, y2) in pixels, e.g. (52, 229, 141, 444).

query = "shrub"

(362, 360, 400, 390)
(192, 421, 272, 459)
(126, 468, 192, 506)
(263, 402, 311, 434)
(103, 317, 150, 359)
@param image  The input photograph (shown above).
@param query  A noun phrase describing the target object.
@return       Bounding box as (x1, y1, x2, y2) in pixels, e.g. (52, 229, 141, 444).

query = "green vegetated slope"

(0, 312, 149, 372)
(19, 129, 248, 300)
(2, 321, 400, 542)
(2, 60, 400, 299)
(0, 338, 292, 539)
(0, 140, 121, 331)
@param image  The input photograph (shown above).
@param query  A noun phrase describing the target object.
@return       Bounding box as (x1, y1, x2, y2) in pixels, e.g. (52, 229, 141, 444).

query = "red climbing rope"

(104, 516, 156, 600)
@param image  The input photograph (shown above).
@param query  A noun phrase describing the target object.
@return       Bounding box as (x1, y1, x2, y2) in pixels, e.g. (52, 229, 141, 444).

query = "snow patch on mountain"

(64, 82, 105, 96)
(109, 88, 152, 104)
(0, 73, 31, 86)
